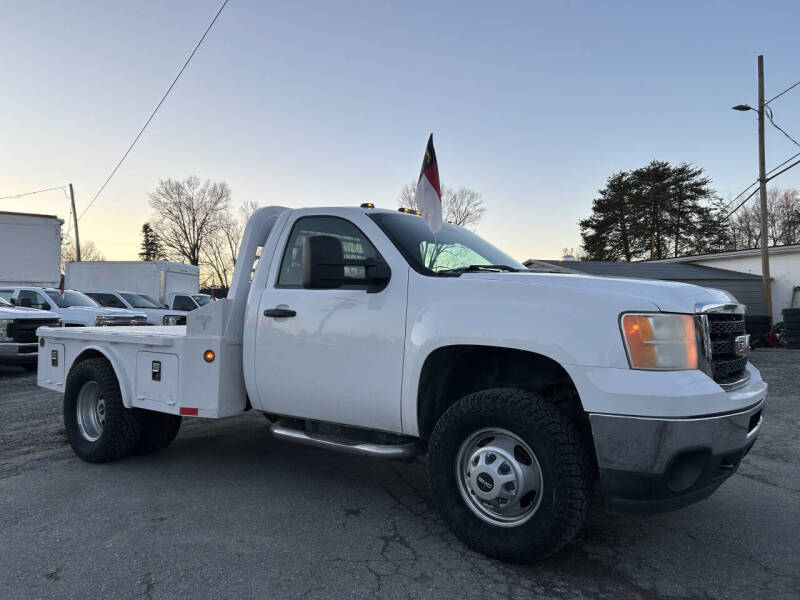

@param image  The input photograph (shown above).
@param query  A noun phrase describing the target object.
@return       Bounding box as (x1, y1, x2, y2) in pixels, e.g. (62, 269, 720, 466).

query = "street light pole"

(756, 55, 773, 326)
(69, 183, 82, 262)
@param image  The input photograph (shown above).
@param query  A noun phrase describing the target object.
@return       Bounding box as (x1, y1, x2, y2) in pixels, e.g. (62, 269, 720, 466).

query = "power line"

(766, 157, 800, 183)
(723, 188, 759, 221)
(78, 0, 230, 221)
(0, 185, 67, 200)
(721, 150, 800, 217)
(765, 105, 800, 148)
(765, 79, 800, 105)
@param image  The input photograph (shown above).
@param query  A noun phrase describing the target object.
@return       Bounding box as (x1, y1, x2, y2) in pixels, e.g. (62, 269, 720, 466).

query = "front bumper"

(0, 342, 38, 364)
(590, 393, 766, 515)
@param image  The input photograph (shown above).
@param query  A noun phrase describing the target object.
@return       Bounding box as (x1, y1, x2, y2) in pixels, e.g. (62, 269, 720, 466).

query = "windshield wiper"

(435, 264, 522, 275)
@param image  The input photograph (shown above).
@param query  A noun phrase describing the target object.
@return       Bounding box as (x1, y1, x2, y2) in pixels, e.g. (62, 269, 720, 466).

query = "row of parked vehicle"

(0, 285, 211, 369)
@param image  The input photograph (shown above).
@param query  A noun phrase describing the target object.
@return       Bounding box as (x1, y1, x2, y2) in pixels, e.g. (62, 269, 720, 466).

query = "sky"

(2, 0, 800, 262)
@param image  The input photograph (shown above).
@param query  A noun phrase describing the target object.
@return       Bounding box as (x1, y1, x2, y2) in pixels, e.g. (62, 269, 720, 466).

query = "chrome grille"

(705, 312, 749, 388)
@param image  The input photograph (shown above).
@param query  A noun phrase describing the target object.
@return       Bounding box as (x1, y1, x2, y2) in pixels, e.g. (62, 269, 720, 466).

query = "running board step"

(269, 420, 420, 459)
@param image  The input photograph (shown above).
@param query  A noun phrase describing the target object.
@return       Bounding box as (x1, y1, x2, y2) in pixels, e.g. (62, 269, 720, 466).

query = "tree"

(138, 222, 164, 261)
(398, 182, 485, 228)
(201, 200, 260, 289)
(579, 171, 636, 261)
(61, 239, 105, 272)
(580, 161, 726, 261)
(148, 176, 231, 266)
(729, 187, 800, 248)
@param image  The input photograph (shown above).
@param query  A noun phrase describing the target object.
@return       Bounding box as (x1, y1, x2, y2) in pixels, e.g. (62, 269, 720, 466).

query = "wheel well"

(417, 345, 593, 452)
(72, 348, 108, 368)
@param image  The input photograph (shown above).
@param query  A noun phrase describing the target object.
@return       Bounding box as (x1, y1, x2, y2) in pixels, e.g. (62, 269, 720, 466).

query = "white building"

(655, 244, 800, 320)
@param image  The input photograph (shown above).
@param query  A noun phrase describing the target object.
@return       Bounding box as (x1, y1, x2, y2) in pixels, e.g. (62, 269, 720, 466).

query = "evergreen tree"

(580, 161, 726, 261)
(579, 171, 637, 261)
(139, 222, 164, 261)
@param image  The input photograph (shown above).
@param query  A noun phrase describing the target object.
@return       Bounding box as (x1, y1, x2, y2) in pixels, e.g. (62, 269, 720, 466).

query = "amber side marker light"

(39, 338, 45, 347)
(203, 350, 216, 363)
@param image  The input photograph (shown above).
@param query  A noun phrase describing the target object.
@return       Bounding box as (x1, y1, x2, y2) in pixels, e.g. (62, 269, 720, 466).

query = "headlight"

(0, 319, 12, 342)
(95, 315, 107, 325)
(620, 313, 698, 370)
(163, 315, 183, 325)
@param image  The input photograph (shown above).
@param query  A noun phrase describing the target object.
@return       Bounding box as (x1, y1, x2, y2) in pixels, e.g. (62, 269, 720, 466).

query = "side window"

(172, 295, 196, 311)
(89, 293, 126, 309)
(277, 216, 379, 288)
(0, 290, 13, 302)
(17, 290, 51, 310)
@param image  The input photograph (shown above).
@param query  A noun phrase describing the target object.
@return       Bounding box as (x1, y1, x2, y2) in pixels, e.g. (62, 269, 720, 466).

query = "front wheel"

(64, 358, 143, 463)
(428, 388, 592, 562)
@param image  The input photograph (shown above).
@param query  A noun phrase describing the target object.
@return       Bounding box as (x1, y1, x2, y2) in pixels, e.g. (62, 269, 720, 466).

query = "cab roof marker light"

(360, 203, 375, 209)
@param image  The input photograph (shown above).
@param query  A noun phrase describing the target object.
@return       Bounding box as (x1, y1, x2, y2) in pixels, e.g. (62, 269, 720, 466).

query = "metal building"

(523, 260, 766, 314)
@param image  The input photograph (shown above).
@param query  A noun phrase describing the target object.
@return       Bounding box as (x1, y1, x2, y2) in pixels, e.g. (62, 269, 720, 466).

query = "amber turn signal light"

(203, 350, 215, 363)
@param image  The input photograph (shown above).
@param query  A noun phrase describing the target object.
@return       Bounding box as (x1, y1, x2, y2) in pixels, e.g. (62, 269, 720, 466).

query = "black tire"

(64, 357, 143, 463)
(135, 411, 182, 454)
(22, 363, 38, 372)
(428, 388, 592, 563)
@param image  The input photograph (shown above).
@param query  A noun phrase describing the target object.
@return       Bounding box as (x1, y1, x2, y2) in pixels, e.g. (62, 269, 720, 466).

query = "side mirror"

(302, 235, 391, 293)
(303, 235, 346, 289)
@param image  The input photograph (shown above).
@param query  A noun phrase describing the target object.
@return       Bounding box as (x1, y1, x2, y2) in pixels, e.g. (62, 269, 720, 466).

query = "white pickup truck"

(0, 296, 62, 368)
(36, 206, 767, 562)
(0, 287, 149, 327)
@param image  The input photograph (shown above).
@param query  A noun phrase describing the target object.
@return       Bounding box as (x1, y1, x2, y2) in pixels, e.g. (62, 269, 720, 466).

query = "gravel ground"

(0, 352, 798, 599)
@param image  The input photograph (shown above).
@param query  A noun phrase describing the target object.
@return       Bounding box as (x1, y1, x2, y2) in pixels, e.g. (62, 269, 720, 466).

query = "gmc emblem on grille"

(734, 334, 751, 356)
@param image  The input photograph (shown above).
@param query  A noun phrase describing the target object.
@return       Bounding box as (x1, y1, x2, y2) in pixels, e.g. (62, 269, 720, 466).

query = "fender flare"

(68, 345, 134, 408)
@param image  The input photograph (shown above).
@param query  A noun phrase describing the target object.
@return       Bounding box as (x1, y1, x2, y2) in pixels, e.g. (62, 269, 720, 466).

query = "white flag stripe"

(416, 174, 443, 233)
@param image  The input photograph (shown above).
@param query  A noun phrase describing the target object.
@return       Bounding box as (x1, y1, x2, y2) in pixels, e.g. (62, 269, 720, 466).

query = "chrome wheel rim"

(76, 381, 105, 442)
(455, 428, 543, 527)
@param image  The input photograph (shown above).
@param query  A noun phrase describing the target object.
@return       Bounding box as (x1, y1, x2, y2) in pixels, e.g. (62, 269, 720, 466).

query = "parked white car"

(83, 290, 187, 325)
(0, 287, 148, 327)
(0, 296, 62, 369)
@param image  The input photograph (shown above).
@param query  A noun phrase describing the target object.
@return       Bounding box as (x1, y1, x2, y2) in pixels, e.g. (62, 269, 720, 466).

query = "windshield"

(193, 295, 211, 306)
(121, 293, 162, 309)
(47, 290, 100, 308)
(370, 213, 526, 275)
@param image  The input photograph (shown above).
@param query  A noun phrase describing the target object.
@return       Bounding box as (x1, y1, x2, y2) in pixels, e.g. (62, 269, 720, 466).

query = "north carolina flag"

(415, 134, 442, 233)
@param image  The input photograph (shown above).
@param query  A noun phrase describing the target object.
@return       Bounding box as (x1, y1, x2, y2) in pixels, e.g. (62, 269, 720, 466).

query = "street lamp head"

(732, 104, 754, 112)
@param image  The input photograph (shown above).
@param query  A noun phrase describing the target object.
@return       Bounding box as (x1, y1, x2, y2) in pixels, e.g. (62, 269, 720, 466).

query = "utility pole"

(757, 55, 773, 326)
(69, 183, 82, 262)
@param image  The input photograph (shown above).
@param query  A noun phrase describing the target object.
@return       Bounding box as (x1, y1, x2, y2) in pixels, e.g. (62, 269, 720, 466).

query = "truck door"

(253, 213, 408, 433)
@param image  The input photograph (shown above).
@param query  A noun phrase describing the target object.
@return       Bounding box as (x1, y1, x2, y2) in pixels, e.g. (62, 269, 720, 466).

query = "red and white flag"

(414, 134, 442, 233)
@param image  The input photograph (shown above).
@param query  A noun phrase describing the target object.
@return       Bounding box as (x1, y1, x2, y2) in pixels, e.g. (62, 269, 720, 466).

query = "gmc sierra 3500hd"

(36, 205, 766, 562)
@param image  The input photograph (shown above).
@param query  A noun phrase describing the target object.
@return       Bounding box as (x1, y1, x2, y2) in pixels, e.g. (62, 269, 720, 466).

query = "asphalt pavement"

(1, 352, 798, 599)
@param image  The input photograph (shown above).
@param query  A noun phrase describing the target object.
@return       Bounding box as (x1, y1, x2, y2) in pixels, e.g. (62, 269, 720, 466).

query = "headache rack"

(697, 304, 751, 391)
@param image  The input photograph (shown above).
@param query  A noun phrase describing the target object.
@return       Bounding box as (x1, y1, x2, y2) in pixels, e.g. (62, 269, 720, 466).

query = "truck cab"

(83, 290, 187, 325)
(36, 205, 767, 563)
(166, 293, 212, 312)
